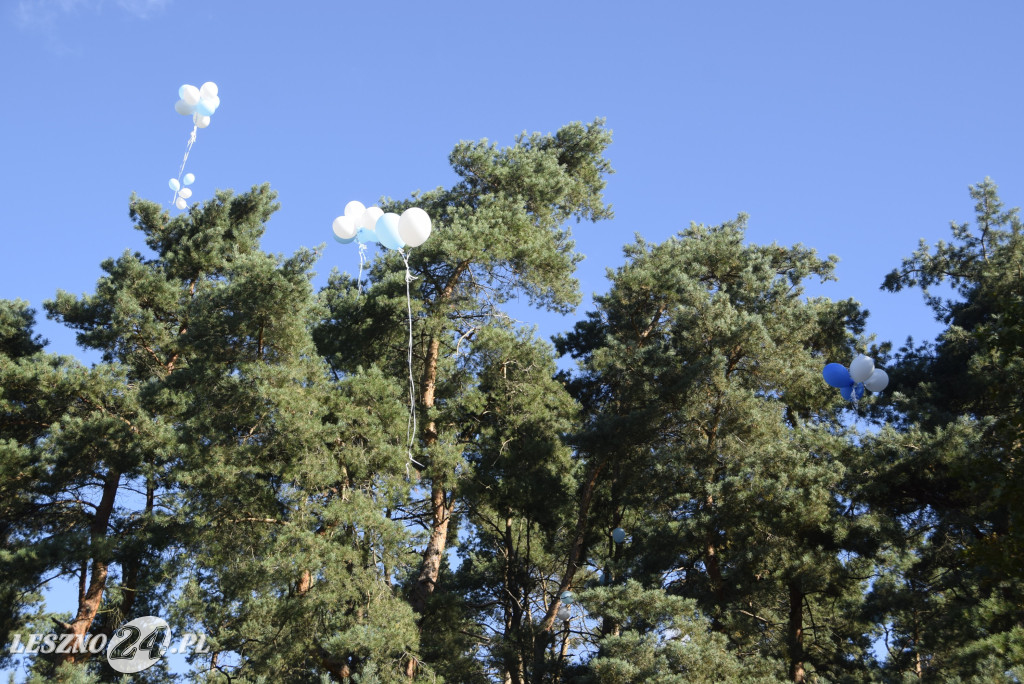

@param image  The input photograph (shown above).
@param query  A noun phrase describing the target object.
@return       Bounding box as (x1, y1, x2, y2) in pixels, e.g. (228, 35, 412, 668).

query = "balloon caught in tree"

(822, 355, 889, 403)
(332, 201, 433, 250)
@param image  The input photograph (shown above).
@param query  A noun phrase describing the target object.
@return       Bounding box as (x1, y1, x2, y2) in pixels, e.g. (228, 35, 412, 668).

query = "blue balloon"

(375, 212, 406, 250)
(195, 99, 214, 117)
(822, 363, 852, 389)
(356, 227, 379, 245)
(612, 527, 626, 544)
(839, 383, 865, 401)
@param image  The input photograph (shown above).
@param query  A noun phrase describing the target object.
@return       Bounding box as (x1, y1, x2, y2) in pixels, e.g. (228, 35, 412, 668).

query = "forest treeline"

(1, 119, 1021, 683)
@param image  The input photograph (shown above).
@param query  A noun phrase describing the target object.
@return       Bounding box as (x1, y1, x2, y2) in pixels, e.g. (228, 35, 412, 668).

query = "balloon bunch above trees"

(168, 81, 220, 211)
(332, 200, 432, 250)
(823, 355, 889, 402)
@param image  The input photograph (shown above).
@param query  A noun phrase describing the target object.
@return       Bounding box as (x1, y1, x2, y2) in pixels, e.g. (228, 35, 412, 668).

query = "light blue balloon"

(168, 178, 180, 192)
(178, 85, 187, 99)
(822, 363, 852, 389)
(375, 213, 405, 250)
(560, 591, 574, 605)
(612, 527, 626, 544)
(195, 99, 214, 117)
(356, 227, 379, 245)
(182, 173, 195, 186)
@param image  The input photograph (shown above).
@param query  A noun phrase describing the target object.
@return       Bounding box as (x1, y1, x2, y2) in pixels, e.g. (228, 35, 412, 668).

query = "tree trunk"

(532, 459, 607, 682)
(58, 469, 120, 665)
(788, 580, 805, 684)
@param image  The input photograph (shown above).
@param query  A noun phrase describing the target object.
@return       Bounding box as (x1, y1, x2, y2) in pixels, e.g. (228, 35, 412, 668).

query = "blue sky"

(4, 1, 1023, 362)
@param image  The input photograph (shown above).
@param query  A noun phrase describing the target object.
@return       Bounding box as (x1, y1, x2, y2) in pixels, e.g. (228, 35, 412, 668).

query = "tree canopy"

(1, 123, 1021, 682)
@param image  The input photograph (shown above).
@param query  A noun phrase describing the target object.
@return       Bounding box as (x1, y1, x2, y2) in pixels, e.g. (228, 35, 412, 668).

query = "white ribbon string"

(357, 243, 368, 295)
(172, 125, 198, 204)
(402, 250, 424, 475)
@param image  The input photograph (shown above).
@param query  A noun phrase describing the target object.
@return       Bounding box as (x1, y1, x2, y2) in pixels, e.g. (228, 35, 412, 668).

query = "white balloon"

(864, 369, 889, 393)
(193, 113, 211, 128)
(175, 197, 187, 210)
(849, 355, 875, 384)
(174, 99, 195, 116)
(200, 81, 219, 99)
(179, 188, 192, 199)
(181, 84, 200, 106)
(397, 207, 432, 247)
(359, 206, 384, 230)
(332, 215, 358, 240)
(344, 200, 366, 220)
(556, 606, 571, 622)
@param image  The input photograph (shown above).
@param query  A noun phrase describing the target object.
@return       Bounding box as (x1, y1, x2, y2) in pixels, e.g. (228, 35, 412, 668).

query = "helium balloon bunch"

(174, 82, 221, 129)
(169, 81, 220, 211)
(332, 201, 433, 480)
(556, 591, 574, 623)
(332, 200, 432, 250)
(167, 173, 195, 210)
(822, 355, 889, 402)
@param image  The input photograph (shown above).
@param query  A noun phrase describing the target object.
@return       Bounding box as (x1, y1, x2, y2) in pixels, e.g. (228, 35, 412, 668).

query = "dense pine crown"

(1, 125, 1021, 682)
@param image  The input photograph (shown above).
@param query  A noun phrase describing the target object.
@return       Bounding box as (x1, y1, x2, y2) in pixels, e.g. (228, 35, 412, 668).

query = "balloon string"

(357, 244, 368, 295)
(402, 250, 423, 476)
(172, 125, 198, 204)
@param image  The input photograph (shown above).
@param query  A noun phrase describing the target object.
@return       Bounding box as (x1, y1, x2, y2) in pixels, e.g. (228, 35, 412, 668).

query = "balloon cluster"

(167, 173, 195, 210)
(332, 201, 432, 250)
(823, 355, 889, 401)
(174, 82, 220, 129)
(557, 591, 574, 622)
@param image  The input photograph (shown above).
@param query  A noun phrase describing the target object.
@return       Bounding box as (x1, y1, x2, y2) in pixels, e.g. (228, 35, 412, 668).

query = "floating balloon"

(375, 212, 406, 250)
(179, 188, 192, 199)
(360, 206, 384, 230)
(332, 215, 358, 241)
(174, 99, 194, 116)
(864, 369, 889, 392)
(356, 226, 379, 245)
(822, 363, 852, 389)
(556, 606, 571, 622)
(612, 527, 626, 544)
(174, 197, 187, 210)
(344, 200, 366, 220)
(398, 207, 432, 247)
(193, 114, 210, 129)
(849, 355, 875, 384)
(179, 84, 200, 106)
(560, 591, 574, 605)
(168, 178, 180, 192)
(182, 173, 195, 186)
(199, 81, 218, 99)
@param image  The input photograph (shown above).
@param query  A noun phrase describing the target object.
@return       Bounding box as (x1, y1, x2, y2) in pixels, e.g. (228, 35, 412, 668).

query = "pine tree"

(314, 119, 614, 677)
(868, 178, 1024, 679)
(552, 218, 881, 682)
(35, 186, 424, 681)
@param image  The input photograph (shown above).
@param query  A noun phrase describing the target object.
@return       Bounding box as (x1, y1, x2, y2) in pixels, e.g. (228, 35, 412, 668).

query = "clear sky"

(4, 1, 1023, 361)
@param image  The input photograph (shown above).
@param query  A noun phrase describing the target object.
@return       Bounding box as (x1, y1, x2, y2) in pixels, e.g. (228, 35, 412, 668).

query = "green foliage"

(3, 127, 1022, 684)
